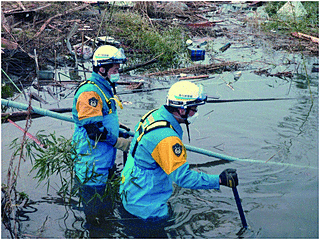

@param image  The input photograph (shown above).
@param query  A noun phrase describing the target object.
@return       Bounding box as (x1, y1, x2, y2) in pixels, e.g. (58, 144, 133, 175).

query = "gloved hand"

(114, 137, 131, 152)
(119, 130, 131, 139)
(219, 168, 238, 188)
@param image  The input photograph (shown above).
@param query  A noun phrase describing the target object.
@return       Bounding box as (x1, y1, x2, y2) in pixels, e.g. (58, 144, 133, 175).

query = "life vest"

(131, 109, 179, 158)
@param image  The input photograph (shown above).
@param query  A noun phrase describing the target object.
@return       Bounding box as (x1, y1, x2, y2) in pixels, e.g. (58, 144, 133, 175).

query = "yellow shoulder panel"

(76, 91, 103, 121)
(151, 136, 187, 175)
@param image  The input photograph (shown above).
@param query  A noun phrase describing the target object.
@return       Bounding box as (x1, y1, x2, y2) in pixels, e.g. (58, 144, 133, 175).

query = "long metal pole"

(206, 97, 295, 103)
(232, 187, 248, 229)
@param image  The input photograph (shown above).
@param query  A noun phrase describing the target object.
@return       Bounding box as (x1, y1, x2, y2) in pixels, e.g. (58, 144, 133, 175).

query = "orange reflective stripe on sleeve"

(151, 136, 187, 175)
(76, 91, 103, 121)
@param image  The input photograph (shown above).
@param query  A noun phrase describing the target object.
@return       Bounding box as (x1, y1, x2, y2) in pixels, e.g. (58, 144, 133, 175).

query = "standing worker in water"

(119, 81, 238, 237)
(72, 45, 131, 222)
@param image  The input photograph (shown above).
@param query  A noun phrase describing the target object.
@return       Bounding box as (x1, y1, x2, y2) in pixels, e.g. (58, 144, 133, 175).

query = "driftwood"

(179, 74, 209, 80)
(32, 3, 89, 39)
(291, 32, 319, 44)
(146, 61, 242, 76)
(3, 3, 51, 15)
(30, 92, 48, 104)
(2, 108, 72, 123)
(253, 69, 293, 79)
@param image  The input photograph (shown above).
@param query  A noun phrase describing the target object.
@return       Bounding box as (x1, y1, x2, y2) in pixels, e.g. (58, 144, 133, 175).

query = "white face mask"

(187, 112, 199, 124)
(109, 73, 120, 83)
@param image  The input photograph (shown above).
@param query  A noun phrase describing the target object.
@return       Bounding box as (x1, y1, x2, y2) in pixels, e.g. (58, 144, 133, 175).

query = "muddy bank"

(1, 1, 318, 89)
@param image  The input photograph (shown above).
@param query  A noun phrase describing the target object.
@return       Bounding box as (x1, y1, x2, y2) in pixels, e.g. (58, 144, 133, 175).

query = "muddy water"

(2, 56, 318, 238)
(2, 4, 319, 239)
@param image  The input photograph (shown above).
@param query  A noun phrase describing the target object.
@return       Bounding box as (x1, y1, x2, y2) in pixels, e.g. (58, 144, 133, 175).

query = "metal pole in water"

(232, 187, 248, 229)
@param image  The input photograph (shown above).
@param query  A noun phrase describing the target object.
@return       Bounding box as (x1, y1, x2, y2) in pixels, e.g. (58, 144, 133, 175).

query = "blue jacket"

(72, 72, 119, 186)
(119, 106, 220, 220)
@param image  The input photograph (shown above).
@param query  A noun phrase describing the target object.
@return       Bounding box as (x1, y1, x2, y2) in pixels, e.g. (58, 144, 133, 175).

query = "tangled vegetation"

(262, 1, 319, 36)
(103, 10, 188, 70)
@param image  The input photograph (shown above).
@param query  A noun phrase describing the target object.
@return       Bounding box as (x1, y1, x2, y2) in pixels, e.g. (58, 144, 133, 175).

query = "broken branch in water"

(2, 108, 73, 122)
(7, 119, 44, 148)
(291, 32, 319, 44)
(145, 60, 244, 76)
(179, 74, 209, 80)
(253, 69, 293, 79)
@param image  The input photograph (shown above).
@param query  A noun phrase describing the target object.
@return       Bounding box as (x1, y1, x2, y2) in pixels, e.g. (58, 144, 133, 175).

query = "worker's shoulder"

(75, 82, 106, 100)
(147, 125, 180, 142)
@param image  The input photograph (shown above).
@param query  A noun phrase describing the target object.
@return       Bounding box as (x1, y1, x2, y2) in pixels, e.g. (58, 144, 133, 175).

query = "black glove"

(119, 130, 130, 139)
(84, 122, 108, 141)
(219, 168, 238, 188)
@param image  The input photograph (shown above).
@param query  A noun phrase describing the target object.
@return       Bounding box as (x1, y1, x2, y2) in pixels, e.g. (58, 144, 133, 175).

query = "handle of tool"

(232, 187, 248, 229)
(123, 151, 128, 166)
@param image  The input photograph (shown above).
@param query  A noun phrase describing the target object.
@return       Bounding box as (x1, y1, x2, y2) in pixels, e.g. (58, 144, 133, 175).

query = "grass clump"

(104, 10, 188, 71)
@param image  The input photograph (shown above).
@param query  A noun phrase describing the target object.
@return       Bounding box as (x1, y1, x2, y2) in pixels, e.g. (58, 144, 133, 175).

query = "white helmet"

(92, 45, 126, 66)
(166, 81, 207, 109)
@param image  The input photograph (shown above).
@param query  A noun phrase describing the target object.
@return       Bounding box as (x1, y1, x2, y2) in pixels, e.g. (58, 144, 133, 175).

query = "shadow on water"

(18, 198, 257, 239)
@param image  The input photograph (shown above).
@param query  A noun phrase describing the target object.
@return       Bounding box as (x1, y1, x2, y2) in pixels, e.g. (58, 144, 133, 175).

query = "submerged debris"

(253, 69, 293, 79)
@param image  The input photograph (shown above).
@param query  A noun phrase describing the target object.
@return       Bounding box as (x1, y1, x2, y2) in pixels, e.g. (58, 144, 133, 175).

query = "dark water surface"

(2, 60, 318, 238)
(2, 4, 319, 239)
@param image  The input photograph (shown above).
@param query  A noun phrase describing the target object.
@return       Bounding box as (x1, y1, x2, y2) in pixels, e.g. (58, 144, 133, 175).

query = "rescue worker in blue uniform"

(119, 81, 238, 236)
(72, 45, 131, 222)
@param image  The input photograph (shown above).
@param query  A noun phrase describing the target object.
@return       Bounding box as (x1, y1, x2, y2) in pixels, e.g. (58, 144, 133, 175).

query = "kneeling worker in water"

(119, 81, 238, 232)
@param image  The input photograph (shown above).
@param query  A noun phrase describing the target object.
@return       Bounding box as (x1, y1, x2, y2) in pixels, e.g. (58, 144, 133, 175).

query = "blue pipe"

(2, 99, 74, 123)
(2, 99, 318, 170)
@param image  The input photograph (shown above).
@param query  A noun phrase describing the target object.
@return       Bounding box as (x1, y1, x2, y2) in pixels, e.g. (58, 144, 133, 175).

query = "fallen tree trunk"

(2, 108, 72, 123)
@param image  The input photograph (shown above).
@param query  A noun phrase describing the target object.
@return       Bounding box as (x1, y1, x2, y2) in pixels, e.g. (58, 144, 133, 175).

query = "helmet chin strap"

(179, 108, 191, 143)
(185, 119, 191, 142)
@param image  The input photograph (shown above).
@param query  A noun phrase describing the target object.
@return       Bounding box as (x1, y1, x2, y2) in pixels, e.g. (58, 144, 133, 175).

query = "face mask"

(109, 73, 120, 83)
(187, 112, 199, 124)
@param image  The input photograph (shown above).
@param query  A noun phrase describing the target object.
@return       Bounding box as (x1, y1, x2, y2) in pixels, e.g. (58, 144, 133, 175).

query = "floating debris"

(234, 71, 242, 81)
(188, 47, 205, 61)
(219, 43, 232, 52)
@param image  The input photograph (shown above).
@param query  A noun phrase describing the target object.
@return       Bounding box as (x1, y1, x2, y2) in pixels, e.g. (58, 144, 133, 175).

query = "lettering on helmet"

(88, 97, 98, 107)
(96, 53, 110, 58)
(178, 94, 193, 98)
